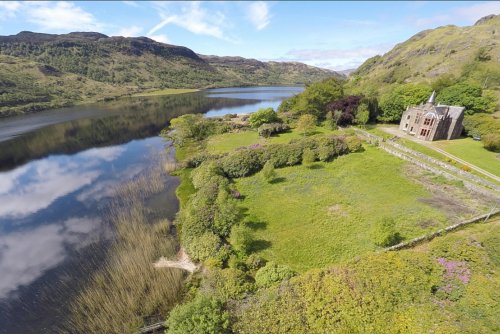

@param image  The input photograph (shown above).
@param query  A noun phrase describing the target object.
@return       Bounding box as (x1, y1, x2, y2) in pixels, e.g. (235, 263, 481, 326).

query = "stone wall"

(385, 209, 500, 251)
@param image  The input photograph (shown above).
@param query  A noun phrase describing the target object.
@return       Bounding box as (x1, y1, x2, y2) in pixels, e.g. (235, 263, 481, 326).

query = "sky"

(0, 1, 499, 71)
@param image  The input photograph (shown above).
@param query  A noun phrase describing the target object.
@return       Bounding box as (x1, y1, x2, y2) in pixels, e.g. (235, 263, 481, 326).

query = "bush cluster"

(257, 122, 290, 138)
(248, 108, 281, 128)
(218, 134, 352, 178)
(482, 133, 500, 152)
(179, 162, 240, 263)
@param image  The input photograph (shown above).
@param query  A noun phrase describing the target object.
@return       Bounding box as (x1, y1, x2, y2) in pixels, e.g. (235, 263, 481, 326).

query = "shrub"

(191, 161, 222, 189)
(255, 262, 296, 287)
(302, 148, 316, 165)
(262, 160, 277, 182)
(166, 295, 230, 334)
(296, 114, 317, 136)
(213, 195, 239, 237)
(461, 165, 472, 172)
(245, 254, 267, 271)
(185, 152, 217, 168)
(206, 268, 255, 301)
(249, 108, 280, 128)
(220, 149, 263, 178)
(324, 110, 337, 130)
(371, 217, 403, 247)
(229, 224, 254, 256)
(185, 232, 222, 262)
(261, 144, 303, 167)
(258, 122, 290, 138)
(482, 133, 500, 152)
(167, 114, 230, 145)
(344, 135, 364, 152)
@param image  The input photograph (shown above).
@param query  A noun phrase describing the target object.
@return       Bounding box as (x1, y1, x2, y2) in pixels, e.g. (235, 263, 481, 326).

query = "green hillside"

(0, 31, 339, 116)
(348, 14, 500, 97)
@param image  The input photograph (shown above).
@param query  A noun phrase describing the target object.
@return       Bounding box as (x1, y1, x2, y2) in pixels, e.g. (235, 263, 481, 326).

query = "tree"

(437, 82, 496, 114)
(355, 103, 369, 128)
(431, 74, 456, 93)
(296, 114, 316, 136)
(283, 77, 344, 118)
(167, 296, 230, 334)
(302, 148, 316, 166)
(379, 84, 432, 122)
(262, 160, 277, 182)
(249, 108, 280, 128)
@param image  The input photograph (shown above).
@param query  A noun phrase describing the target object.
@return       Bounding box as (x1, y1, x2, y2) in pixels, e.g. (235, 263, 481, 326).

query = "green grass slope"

(348, 15, 500, 96)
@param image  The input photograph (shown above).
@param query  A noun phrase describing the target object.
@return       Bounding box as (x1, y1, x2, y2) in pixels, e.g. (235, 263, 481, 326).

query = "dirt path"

(379, 127, 500, 183)
(154, 248, 198, 273)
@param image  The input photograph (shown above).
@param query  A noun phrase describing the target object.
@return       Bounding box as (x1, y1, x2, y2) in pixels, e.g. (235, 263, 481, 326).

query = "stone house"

(399, 91, 465, 141)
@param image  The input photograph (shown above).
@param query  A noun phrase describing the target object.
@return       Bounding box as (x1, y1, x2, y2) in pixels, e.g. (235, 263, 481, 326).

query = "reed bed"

(68, 165, 185, 333)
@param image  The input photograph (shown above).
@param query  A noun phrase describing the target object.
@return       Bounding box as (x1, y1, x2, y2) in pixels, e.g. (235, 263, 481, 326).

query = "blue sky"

(0, 1, 498, 70)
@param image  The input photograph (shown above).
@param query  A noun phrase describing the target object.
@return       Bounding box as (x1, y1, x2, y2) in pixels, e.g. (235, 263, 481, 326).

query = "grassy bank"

(68, 167, 186, 333)
(432, 138, 500, 177)
(132, 88, 199, 97)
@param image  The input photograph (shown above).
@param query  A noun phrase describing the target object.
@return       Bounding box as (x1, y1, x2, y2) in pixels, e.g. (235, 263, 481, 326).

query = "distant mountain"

(0, 31, 339, 116)
(337, 68, 356, 77)
(348, 14, 500, 95)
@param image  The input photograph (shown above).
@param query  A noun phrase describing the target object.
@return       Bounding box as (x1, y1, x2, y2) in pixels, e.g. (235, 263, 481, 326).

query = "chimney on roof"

(427, 91, 436, 105)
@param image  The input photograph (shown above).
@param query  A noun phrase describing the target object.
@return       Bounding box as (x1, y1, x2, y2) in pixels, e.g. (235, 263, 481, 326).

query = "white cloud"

(0, 216, 105, 298)
(148, 1, 233, 41)
(246, 1, 271, 30)
(415, 1, 500, 27)
(149, 34, 170, 44)
(453, 2, 500, 22)
(122, 1, 139, 8)
(0, 159, 100, 218)
(78, 146, 126, 162)
(23, 1, 102, 32)
(277, 44, 392, 71)
(0, 1, 21, 19)
(113, 25, 143, 37)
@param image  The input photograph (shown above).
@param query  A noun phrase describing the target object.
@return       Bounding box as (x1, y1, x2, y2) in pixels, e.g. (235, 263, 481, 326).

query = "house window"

(406, 115, 410, 120)
(420, 129, 430, 137)
(429, 119, 434, 126)
(423, 118, 432, 126)
(415, 114, 421, 123)
(405, 123, 408, 128)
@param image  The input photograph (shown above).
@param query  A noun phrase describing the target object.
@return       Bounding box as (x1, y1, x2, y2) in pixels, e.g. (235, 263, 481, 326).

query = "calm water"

(0, 86, 303, 333)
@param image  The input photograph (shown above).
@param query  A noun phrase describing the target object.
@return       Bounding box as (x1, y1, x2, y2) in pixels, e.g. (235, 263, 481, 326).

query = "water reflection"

(0, 86, 303, 333)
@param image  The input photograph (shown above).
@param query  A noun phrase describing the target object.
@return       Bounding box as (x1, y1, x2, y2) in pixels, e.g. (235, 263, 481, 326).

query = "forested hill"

(0, 31, 339, 116)
(348, 14, 500, 96)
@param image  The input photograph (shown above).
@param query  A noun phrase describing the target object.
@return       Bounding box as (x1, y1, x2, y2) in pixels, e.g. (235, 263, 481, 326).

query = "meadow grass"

(431, 138, 500, 177)
(235, 146, 455, 272)
(69, 167, 186, 333)
(207, 126, 337, 154)
(132, 88, 199, 97)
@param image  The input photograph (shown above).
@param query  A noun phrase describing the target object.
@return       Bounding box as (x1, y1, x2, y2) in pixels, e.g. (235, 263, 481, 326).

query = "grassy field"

(132, 88, 199, 97)
(235, 146, 458, 272)
(432, 138, 500, 177)
(207, 126, 337, 154)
